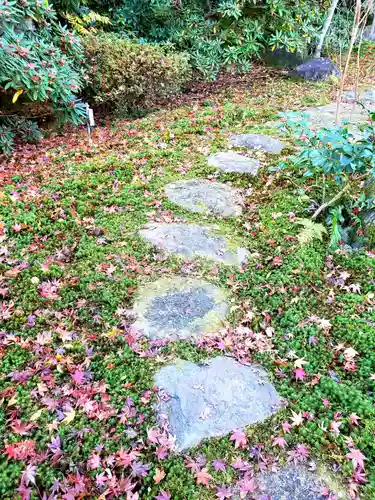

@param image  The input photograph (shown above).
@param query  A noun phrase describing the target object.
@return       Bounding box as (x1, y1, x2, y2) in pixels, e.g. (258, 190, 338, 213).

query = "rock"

(363, 26, 375, 42)
(290, 57, 340, 82)
(164, 179, 243, 217)
(139, 223, 248, 266)
(254, 466, 344, 500)
(342, 88, 375, 104)
(364, 209, 375, 226)
(273, 100, 375, 133)
(154, 356, 283, 450)
(131, 277, 229, 341)
(230, 133, 285, 154)
(207, 151, 261, 175)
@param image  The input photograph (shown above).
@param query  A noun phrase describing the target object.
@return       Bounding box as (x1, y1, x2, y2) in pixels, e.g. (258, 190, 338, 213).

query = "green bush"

(110, 0, 322, 79)
(0, 0, 86, 153)
(83, 34, 191, 113)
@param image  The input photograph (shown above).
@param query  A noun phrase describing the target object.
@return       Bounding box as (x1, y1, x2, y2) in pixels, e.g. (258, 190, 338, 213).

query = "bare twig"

(335, 0, 373, 124)
(311, 183, 350, 219)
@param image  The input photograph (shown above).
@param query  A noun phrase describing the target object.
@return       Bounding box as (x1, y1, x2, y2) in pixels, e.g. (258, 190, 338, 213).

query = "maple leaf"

(349, 414, 360, 426)
(184, 456, 201, 473)
(295, 368, 306, 381)
(216, 485, 233, 499)
(155, 491, 171, 500)
(71, 370, 86, 385)
(147, 428, 161, 444)
(330, 420, 342, 435)
(87, 453, 101, 469)
(4, 440, 36, 460)
(282, 421, 292, 434)
(290, 411, 303, 427)
(238, 474, 257, 495)
(153, 468, 165, 484)
(195, 468, 212, 487)
(343, 347, 358, 361)
(96, 472, 108, 488)
(230, 429, 248, 449)
(21, 464, 37, 486)
(11, 419, 34, 435)
(38, 280, 60, 300)
(272, 255, 283, 267)
(131, 461, 150, 478)
(212, 459, 226, 472)
(295, 443, 309, 459)
(155, 447, 168, 460)
(62, 409, 76, 425)
(294, 357, 308, 368)
(272, 436, 287, 448)
(346, 449, 366, 470)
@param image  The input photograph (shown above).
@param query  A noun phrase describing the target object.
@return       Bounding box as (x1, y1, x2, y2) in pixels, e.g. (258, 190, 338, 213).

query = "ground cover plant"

(0, 49, 375, 499)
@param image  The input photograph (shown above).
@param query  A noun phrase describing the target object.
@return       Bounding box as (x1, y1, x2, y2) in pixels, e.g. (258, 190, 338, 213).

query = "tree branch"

(314, 0, 339, 58)
(311, 183, 350, 220)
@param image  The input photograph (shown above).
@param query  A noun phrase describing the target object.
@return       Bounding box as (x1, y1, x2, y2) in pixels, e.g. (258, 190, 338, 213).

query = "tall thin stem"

(314, 0, 340, 58)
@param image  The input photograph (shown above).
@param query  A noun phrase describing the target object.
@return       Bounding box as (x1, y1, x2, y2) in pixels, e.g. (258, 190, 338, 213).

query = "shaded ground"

(1, 47, 375, 499)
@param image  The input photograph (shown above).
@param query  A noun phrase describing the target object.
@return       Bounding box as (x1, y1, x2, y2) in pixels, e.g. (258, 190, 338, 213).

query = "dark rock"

(290, 58, 340, 82)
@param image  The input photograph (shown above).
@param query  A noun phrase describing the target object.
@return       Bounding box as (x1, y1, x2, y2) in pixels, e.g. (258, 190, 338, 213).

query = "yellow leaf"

(12, 89, 23, 104)
(8, 395, 17, 406)
(30, 409, 43, 421)
(63, 409, 76, 424)
(213, 26, 217, 34)
(154, 468, 165, 484)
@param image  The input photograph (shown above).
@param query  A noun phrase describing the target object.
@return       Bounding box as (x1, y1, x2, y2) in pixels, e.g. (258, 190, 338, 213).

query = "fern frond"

(295, 217, 327, 245)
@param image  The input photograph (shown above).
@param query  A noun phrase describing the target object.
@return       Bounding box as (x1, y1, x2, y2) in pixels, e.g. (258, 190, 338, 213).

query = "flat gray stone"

(132, 277, 229, 341)
(155, 356, 283, 450)
(274, 98, 375, 133)
(342, 88, 375, 103)
(254, 466, 346, 500)
(164, 179, 242, 217)
(230, 133, 285, 154)
(139, 223, 248, 266)
(207, 151, 261, 175)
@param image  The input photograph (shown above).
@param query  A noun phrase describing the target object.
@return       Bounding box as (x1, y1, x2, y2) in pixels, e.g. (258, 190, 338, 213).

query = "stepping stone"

(230, 133, 285, 154)
(139, 223, 248, 266)
(254, 466, 346, 500)
(342, 88, 375, 104)
(289, 57, 340, 82)
(207, 151, 261, 175)
(132, 277, 228, 341)
(155, 356, 283, 450)
(164, 179, 242, 217)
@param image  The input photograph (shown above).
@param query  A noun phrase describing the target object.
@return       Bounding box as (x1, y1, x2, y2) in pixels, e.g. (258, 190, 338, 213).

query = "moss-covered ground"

(1, 48, 375, 499)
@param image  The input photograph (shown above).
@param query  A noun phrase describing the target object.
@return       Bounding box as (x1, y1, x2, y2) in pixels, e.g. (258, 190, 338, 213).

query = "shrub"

(279, 110, 375, 248)
(110, 0, 322, 79)
(83, 34, 191, 113)
(0, 0, 86, 153)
